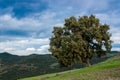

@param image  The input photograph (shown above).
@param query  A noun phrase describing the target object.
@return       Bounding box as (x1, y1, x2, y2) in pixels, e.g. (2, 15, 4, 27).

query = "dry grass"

(64, 68, 120, 80)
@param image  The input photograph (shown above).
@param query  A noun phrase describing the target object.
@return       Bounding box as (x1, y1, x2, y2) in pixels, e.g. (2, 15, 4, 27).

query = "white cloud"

(111, 33, 120, 44)
(4, 48, 15, 51)
(26, 47, 36, 51)
(0, 11, 65, 39)
(37, 45, 50, 54)
(0, 14, 42, 31)
(0, 38, 50, 55)
(112, 48, 120, 51)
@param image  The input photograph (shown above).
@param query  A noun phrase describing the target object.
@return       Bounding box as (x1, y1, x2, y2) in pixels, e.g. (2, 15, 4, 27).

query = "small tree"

(49, 15, 112, 67)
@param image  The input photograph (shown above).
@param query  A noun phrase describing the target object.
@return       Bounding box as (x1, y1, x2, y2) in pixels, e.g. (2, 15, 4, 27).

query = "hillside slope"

(0, 52, 59, 80)
(20, 55, 120, 80)
(0, 52, 119, 80)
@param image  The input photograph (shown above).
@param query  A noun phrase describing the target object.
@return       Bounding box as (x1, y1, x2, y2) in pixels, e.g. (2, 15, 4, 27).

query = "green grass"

(20, 56, 120, 80)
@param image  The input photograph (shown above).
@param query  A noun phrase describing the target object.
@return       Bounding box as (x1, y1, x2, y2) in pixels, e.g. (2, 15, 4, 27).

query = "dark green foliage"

(49, 15, 112, 67)
(0, 53, 58, 80)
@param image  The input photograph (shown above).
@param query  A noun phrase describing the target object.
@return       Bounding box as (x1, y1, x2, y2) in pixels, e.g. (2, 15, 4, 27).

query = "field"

(20, 55, 120, 80)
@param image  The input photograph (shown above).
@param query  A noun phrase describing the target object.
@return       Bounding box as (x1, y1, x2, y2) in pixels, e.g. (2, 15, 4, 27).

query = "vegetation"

(49, 15, 112, 67)
(20, 55, 120, 80)
(0, 52, 59, 80)
(0, 52, 116, 80)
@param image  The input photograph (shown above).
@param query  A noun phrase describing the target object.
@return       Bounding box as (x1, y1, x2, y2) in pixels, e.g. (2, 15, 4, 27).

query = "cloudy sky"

(0, 0, 120, 55)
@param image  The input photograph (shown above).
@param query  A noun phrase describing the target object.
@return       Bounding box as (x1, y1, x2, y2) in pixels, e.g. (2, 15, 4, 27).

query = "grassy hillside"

(20, 55, 120, 80)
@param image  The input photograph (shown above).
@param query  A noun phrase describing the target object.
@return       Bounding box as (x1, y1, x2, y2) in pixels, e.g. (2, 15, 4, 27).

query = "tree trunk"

(59, 61, 67, 68)
(86, 58, 91, 67)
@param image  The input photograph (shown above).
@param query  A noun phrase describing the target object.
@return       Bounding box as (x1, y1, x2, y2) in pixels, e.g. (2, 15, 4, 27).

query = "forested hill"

(0, 51, 119, 80)
(0, 52, 59, 80)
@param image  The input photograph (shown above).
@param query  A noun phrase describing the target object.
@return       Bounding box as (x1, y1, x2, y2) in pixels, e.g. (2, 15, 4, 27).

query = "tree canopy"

(49, 15, 112, 67)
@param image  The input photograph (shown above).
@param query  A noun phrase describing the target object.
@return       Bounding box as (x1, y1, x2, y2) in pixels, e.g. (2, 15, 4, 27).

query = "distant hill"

(0, 52, 20, 60)
(0, 52, 59, 80)
(0, 51, 119, 80)
(110, 51, 120, 54)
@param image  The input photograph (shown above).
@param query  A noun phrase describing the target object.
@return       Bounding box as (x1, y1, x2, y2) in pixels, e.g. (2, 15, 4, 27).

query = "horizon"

(0, 0, 120, 55)
(0, 50, 120, 56)
(0, 51, 51, 56)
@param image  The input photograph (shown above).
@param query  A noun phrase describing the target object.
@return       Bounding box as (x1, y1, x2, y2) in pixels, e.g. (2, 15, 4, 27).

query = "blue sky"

(0, 0, 120, 55)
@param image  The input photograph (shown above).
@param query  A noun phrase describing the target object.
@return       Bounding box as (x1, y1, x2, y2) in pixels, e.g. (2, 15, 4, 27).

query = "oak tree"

(49, 15, 112, 67)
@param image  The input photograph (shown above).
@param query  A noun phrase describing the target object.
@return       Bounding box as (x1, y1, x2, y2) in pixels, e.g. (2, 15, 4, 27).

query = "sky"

(0, 0, 120, 55)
